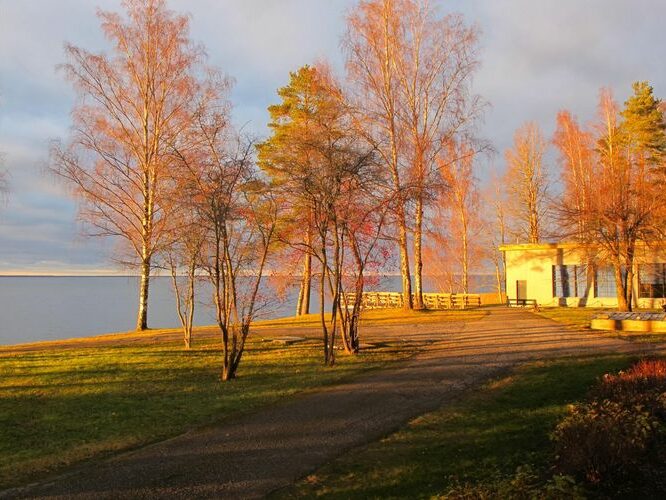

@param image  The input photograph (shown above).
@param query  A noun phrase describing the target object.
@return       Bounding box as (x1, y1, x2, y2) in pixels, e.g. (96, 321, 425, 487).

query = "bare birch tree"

(426, 139, 483, 294)
(51, 0, 205, 330)
(344, 0, 413, 309)
(487, 176, 508, 302)
(552, 109, 597, 299)
(394, 2, 481, 308)
(553, 110, 596, 243)
(179, 112, 278, 379)
(504, 122, 549, 244)
(438, 140, 481, 294)
(344, 0, 481, 309)
(162, 221, 204, 349)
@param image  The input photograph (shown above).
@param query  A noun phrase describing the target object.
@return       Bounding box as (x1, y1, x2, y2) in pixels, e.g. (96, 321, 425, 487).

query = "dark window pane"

(595, 266, 617, 298)
(553, 265, 586, 298)
(639, 263, 666, 298)
(576, 264, 588, 297)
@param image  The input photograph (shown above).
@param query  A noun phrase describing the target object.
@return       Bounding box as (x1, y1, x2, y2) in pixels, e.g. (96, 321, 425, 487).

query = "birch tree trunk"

(461, 212, 469, 295)
(296, 224, 312, 316)
(397, 212, 413, 309)
(413, 195, 424, 308)
(494, 261, 503, 303)
(136, 255, 150, 331)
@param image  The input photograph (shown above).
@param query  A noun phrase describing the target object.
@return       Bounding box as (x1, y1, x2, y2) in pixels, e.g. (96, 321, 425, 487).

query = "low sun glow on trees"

(504, 122, 549, 245)
(51, 0, 208, 331)
(257, 65, 322, 318)
(53, 0, 278, 378)
(259, 65, 389, 364)
(553, 83, 666, 311)
(47, 0, 666, 380)
(426, 139, 484, 294)
(343, 0, 481, 309)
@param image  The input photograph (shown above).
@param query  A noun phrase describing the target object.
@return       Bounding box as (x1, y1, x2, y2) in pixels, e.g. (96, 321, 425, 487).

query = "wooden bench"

(506, 298, 538, 309)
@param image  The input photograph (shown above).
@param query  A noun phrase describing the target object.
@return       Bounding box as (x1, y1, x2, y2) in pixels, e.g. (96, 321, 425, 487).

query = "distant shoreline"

(0, 272, 497, 278)
(0, 274, 140, 278)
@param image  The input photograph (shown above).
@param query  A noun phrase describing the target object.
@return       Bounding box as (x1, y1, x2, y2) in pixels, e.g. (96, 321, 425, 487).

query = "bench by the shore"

(344, 292, 482, 310)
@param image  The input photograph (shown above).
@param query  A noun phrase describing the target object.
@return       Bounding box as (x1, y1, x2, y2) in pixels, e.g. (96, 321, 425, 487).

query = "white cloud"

(1, 0, 665, 272)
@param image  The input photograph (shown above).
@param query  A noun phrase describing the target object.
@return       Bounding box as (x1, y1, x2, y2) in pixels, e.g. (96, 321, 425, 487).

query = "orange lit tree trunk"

(296, 219, 312, 316)
(413, 194, 425, 307)
(345, 1, 480, 309)
(553, 110, 597, 302)
(385, 19, 413, 310)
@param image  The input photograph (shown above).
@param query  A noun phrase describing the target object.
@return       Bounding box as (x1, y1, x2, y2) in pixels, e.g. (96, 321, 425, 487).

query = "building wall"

(502, 243, 666, 308)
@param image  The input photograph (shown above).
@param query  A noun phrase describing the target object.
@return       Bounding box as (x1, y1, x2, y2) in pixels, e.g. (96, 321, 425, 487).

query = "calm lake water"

(0, 274, 496, 345)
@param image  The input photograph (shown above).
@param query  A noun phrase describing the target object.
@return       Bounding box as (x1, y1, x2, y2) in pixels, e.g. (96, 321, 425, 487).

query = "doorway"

(516, 280, 527, 305)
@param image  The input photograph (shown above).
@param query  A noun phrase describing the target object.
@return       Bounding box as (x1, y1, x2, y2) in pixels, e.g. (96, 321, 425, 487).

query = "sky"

(0, 0, 664, 274)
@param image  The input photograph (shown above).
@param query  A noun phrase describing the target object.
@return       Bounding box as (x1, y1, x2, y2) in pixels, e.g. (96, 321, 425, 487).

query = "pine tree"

(621, 81, 666, 168)
(257, 65, 339, 316)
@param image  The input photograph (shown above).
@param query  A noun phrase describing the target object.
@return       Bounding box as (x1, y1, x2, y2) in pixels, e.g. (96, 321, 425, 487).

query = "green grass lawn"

(255, 307, 488, 329)
(278, 354, 638, 499)
(0, 335, 414, 490)
(535, 307, 609, 329)
(537, 307, 666, 342)
(7, 308, 488, 351)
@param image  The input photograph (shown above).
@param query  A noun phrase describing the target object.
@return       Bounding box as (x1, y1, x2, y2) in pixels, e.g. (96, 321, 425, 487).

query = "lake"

(0, 274, 497, 345)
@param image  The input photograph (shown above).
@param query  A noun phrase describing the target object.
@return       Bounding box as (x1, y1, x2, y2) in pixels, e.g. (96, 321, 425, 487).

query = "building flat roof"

(498, 242, 580, 251)
(499, 241, 665, 252)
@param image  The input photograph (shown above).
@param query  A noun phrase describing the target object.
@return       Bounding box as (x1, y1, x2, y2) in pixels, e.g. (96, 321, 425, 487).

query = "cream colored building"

(500, 242, 666, 308)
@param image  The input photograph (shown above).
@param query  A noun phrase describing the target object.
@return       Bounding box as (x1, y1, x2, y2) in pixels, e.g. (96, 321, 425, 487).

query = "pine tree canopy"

(621, 81, 666, 166)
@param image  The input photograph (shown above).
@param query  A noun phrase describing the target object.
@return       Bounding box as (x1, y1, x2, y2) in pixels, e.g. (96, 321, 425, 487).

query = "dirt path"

(4, 308, 662, 499)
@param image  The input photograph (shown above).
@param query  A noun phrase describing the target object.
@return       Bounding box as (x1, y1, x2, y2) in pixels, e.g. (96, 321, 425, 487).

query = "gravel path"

(3, 308, 662, 499)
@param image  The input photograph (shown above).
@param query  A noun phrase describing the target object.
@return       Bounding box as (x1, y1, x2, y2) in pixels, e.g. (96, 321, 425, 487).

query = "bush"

(552, 359, 666, 494)
(443, 465, 586, 500)
(592, 359, 666, 418)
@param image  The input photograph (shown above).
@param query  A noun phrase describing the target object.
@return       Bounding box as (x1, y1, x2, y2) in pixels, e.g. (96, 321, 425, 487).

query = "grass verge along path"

(535, 307, 607, 329)
(537, 307, 666, 343)
(5, 308, 488, 352)
(255, 308, 488, 329)
(0, 335, 413, 490)
(280, 354, 638, 498)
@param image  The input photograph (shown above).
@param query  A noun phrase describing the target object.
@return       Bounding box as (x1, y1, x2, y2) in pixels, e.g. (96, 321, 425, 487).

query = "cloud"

(0, 0, 665, 272)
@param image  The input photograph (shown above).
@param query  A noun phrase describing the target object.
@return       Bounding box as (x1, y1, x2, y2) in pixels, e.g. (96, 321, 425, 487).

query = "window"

(595, 266, 618, 298)
(639, 263, 666, 299)
(553, 265, 587, 298)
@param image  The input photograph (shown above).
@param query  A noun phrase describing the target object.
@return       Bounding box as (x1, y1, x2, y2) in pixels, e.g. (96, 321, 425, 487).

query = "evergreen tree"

(257, 65, 340, 317)
(621, 81, 666, 168)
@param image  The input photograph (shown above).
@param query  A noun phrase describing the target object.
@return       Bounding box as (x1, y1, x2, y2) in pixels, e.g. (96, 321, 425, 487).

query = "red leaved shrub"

(553, 359, 666, 494)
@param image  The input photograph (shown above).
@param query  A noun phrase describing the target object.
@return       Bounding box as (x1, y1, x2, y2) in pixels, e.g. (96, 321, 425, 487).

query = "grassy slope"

(255, 308, 488, 329)
(535, 307, 608, 329)
(537, 307, 666, 342)
(4, 308, 487, 351)
(280, 354, 637, 499)
(0, 308, 484, 490)
(0, 337, 410, 489)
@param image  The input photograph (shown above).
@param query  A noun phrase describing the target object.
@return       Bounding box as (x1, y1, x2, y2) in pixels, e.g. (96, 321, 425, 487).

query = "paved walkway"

(4, 308, 662, 499)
